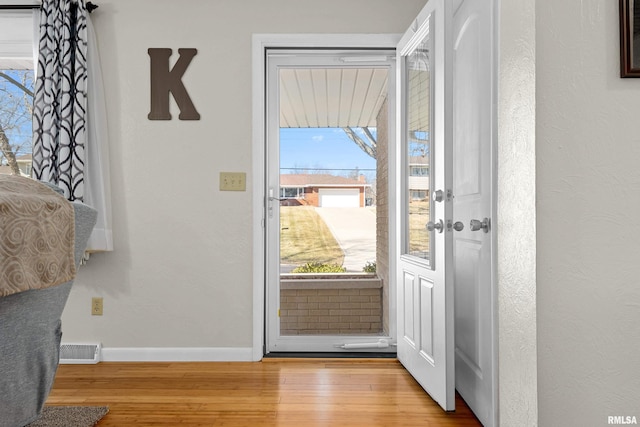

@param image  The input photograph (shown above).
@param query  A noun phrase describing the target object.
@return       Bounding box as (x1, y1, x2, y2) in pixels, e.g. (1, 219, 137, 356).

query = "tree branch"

(0, 72, 34, 98)
(0, 124, 20, 175)
(342, 127, 376, 159)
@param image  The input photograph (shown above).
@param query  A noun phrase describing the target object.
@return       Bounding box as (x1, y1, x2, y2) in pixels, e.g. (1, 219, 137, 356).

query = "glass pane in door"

(405, 36, 433, 262)
(278, 66, 385, 337)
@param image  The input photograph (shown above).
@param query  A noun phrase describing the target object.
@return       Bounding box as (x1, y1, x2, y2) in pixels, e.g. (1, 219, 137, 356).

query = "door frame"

(251, 34, 402, 360)
(263, 47, 397, 353)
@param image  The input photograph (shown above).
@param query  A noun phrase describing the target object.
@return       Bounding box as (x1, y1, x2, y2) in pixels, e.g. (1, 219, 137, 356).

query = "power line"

(280, 167, 375, 172)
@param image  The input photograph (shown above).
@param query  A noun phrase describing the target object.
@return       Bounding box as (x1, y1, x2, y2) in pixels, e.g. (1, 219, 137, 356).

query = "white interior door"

(452, 0, 497, 425)
(395, 0, 455, 411)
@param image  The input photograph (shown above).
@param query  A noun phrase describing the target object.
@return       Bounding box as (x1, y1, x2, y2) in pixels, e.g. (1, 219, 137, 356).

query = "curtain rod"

(0, 2, 98, 12)
(0, 4, 39, 9)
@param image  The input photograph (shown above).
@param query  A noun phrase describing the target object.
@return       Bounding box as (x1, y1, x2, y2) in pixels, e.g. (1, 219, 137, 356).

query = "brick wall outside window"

(280, 278, 382, 335)
(376, 97, 390, 334)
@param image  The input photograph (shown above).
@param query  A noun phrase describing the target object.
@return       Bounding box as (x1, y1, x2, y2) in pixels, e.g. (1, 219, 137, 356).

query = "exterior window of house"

(410, 165, 429, 176)
(411, 190, 428, 200)
(280, 187, 304, 199)
(0, 11, 35, 178)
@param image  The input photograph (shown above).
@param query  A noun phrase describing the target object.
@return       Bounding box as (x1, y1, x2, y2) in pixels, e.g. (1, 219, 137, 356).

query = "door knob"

(470, 218, 490, 233)
(432, 189, 452, 203)
(426, 219, 444, 233)
(452, 221, 464, 231)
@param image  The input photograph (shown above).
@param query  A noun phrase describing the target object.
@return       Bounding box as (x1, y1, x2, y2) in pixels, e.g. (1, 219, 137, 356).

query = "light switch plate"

(220, 172, 246, 191)
(91, 297, 103, 316)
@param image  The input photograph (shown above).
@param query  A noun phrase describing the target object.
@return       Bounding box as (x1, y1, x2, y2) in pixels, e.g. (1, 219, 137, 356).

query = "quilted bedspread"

(0, 175, 75, 297)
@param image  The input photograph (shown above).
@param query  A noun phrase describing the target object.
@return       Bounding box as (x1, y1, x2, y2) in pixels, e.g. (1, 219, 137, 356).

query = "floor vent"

(59, 343, 102, 364)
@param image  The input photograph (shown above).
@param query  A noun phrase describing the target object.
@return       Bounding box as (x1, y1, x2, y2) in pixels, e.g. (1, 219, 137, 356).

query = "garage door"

(318, 188, 360, 207)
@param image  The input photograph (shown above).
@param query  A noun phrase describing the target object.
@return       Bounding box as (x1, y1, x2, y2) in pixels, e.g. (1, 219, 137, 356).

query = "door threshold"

(263, 352, 397, 359)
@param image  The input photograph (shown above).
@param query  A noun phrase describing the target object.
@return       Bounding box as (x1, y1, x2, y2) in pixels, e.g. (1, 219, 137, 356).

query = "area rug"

(27, 406, 109, 427)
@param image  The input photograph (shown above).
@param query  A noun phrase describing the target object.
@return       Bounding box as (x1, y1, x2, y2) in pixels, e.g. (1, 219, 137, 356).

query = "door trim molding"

(251, 34, 401, 361)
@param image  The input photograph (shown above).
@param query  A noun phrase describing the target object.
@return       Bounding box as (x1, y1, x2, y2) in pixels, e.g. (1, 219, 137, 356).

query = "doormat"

(27, 406, 109, 427)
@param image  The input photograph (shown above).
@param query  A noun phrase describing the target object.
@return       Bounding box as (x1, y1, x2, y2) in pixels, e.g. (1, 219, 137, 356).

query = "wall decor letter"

(148, 48, 200, 120)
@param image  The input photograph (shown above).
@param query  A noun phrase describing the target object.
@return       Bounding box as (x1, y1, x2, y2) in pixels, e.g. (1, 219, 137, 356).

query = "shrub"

(291, 262, 346, 273)
(362, 261, 376, 273)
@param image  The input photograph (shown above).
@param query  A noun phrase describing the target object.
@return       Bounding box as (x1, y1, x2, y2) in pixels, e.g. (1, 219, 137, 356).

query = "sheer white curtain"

(84, 15, 112, 252)
(32, 0, 112, 252)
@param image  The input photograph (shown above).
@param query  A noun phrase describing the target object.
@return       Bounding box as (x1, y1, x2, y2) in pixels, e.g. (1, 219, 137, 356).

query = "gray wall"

(536, 0, 640, 425)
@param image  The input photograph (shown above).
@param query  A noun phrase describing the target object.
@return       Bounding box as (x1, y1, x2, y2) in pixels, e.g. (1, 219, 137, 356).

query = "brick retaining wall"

(280, 277, 383, 335)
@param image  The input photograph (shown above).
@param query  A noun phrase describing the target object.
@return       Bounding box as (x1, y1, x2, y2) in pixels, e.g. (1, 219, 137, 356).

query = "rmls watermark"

(608, 416, 638, 425)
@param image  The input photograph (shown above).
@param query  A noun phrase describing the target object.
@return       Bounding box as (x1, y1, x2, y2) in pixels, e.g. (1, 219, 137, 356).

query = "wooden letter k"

(148, 48, 200, 120)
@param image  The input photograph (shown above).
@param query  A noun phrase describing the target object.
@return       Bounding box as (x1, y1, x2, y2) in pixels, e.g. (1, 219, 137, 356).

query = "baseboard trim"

(101, 347, 254, 362)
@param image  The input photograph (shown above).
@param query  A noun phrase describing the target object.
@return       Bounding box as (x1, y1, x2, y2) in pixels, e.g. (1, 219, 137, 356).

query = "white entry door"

(396, 0, 455, 412)
(452, 0, 497, 425)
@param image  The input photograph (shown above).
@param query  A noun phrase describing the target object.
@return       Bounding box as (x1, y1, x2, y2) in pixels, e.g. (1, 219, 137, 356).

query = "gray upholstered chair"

(0, 188, 97, 427)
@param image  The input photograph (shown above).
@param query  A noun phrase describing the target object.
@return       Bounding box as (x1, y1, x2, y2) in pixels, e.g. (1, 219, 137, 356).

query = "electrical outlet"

(220, 172, 246, 191)
(91, 297, 103, 316)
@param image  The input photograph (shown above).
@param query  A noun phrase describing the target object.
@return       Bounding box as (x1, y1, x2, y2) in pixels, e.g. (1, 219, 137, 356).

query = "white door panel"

(400, 271, 435, 363)
(418, 276, 435, 362)
(402, 271, 416, 346)
(454, 240, 481, 365)
(453, 0, 496, 425)
(396, 0, 455, 411)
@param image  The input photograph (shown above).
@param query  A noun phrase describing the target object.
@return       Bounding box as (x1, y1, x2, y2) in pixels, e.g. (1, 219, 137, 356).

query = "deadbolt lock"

(432, 189, 453, 203)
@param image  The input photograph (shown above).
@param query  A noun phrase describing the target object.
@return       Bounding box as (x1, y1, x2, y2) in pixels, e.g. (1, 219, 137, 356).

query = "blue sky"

(0, 69, 34, 157)
(279, 128, 376, 174)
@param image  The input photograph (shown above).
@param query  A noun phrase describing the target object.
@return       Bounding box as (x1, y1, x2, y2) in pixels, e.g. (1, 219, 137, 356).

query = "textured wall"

(497, 0, 538, 425)
(537, 0, 640, 424)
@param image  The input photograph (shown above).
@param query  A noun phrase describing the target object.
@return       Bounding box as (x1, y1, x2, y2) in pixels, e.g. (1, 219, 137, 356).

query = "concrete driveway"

(314, 207, 376, 272)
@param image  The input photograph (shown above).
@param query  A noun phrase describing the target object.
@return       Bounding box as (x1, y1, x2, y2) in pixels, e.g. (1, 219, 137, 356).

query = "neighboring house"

(16, 154, 32, 177)
(280, 173, 370, 207)
(408, 155, 429, 200)
(0, 154, 32, 177)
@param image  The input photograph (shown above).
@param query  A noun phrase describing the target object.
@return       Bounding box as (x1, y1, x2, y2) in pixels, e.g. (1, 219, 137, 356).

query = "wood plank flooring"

(45, 359, 482, 426)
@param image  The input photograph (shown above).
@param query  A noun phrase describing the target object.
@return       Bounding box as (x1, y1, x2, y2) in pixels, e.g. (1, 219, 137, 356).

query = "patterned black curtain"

(32, 0, 88, 202)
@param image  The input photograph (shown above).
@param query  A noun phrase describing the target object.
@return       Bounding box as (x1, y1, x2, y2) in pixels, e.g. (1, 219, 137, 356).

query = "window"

(410, 165, 429, 176)
(0, 10, 36, 177)
(405, 34, 433, 261)
(280, 187, 304, 199)
(411, 190, 428, 200)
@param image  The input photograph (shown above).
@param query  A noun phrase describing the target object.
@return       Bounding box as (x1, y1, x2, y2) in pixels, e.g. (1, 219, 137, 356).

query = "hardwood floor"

(46, 359, 482, 426)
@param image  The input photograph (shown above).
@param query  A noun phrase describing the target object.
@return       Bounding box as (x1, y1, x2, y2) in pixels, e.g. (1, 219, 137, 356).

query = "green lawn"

(409, 200, 430, 253)
(280, 206, 344, 266)
(280, 203, 428, 266)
